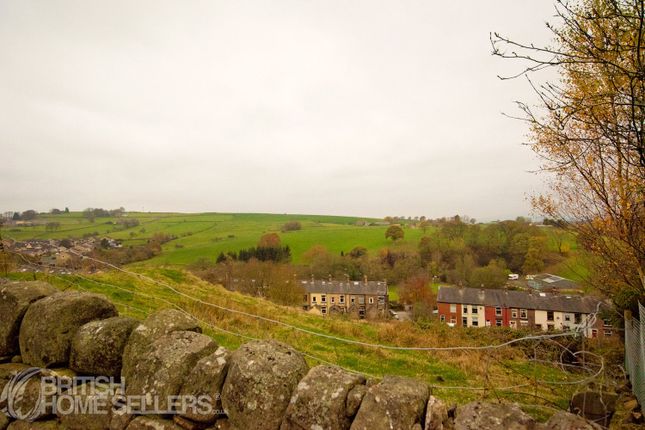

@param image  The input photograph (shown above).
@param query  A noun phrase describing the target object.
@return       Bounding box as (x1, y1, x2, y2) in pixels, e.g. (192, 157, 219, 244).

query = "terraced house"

(437, 286, 612, 338)
(302, 279, 388, 319)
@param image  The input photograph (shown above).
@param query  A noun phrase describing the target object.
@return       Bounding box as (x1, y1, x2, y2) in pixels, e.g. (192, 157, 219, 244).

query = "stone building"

(302, 279, 388, 319)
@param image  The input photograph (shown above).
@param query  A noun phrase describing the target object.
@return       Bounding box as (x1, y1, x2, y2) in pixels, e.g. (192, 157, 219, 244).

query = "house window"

(368, 297, 374, 304)
(463, 304, 468, 313)
(321, 306, 327, 315)
(496, 319, 502, 326)
(564, 314, 571, 322)
(358, 296, 365, 304)
(440, 315, 445, 322)
(340, 295, 345, 304)
(603, 319, 611, 327)
(510, 321, 517, 328)
(547, 324, 554, 331)
(312, 296, 317, 303)
(321, 295, 326, 303)
(450, 304, 457, 313)
(331, 297, 335, 304)
(304, 295, 308, 302)
(462, 317, 468, 327)
(604, 330, 612, 336)
(511, 309, 517, 318)
(520, 320, 528, 327)
(351, 297, 355, 304)
(378, 296, 385, 304)
(547, 311, 554, 321)
(495, 307, 502, 316)
(450, 317, 456, 324)
(471, 317, 478, 327)
(520, 309, 528, 320)
(575, 313, 582, 324)
(472, 306, 478, 314)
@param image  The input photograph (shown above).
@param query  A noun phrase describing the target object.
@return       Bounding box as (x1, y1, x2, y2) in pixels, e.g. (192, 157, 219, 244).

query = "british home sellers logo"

(1, 368, 221, 422)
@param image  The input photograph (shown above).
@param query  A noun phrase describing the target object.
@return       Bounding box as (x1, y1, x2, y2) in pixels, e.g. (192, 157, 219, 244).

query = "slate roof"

(437, 286, 603, 314)
(529, 274, 580, 290)
(301, 280, 387, 295)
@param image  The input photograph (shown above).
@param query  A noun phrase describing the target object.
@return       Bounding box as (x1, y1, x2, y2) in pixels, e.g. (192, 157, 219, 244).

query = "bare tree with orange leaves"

(492, 0, 644, 313)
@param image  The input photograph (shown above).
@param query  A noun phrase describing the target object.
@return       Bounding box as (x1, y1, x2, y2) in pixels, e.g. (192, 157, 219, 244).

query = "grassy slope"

(6, 268, 582, 414)
(5, 213, 599, 418)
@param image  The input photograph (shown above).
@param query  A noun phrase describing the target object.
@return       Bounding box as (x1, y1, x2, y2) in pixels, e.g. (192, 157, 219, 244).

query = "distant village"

(2, 237, 122, 274)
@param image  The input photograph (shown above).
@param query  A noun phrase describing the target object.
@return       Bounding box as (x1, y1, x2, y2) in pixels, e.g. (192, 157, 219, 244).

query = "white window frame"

(450, 303, 457, 313)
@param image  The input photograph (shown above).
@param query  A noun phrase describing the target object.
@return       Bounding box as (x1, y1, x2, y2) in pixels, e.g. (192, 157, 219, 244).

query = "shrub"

(281, 221, 302, 232)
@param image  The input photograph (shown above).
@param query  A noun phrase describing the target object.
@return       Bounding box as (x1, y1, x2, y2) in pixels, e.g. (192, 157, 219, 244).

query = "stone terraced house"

(302, 279, 388, 319)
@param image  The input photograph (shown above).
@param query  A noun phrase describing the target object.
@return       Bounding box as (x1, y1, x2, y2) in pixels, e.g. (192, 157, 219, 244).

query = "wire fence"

(624, 302, 644, 407)
(2, 246, 614, 413)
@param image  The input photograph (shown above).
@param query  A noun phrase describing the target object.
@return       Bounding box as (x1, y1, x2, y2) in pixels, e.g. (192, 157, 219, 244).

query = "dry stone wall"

(0, 281, 603, 430)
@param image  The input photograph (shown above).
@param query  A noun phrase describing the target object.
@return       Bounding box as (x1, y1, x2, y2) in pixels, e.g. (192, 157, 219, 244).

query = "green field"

(2, 211, 610, 418)
(5, 212, 429, 265)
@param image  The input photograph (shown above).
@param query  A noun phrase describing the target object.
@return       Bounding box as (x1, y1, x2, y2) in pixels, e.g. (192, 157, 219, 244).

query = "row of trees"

(216, 233, 292, 263)
(83, 207, 126, 222)
(50, 208, 70, 215)
(11, 210, 38, 221)
(418, 219, 550, 279)
(9, 207, 73, 220)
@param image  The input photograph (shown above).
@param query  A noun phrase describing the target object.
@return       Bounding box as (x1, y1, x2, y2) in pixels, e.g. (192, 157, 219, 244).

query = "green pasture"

(4, 212, 429, 265)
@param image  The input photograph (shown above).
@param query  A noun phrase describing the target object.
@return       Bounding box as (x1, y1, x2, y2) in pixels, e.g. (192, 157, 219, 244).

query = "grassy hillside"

(5, 267, 598, 418)
(5, 212, 429, 265)
(4, 212, 611, 419)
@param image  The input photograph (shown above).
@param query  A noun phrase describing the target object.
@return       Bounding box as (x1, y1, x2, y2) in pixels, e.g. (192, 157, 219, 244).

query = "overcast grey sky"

(1, 1, 557, 220)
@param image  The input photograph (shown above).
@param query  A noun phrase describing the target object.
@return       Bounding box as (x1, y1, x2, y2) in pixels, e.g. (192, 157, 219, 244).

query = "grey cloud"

(1, 0, 555, 219)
